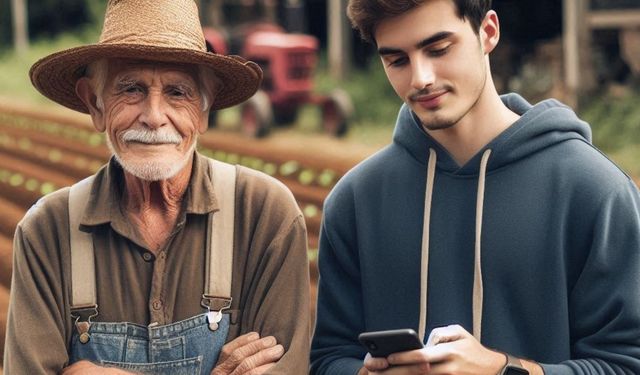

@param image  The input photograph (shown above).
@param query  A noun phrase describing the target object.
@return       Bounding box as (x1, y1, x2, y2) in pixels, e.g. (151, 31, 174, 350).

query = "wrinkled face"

(375, 0, 490, 131)
(100, 60, 207, 181)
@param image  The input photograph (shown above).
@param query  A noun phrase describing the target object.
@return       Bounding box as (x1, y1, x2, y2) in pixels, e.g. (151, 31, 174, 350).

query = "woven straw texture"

(29, 0, 262, 113)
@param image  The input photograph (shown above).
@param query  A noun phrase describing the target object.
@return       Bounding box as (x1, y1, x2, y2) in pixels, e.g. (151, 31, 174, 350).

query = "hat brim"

(29, 43, 263, 113)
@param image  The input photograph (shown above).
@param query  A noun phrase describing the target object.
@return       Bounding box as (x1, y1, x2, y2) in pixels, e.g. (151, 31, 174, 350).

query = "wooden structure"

(563, 0, 640, 107)
(10, 0, 29, 53)
(328, 0, 351, 80)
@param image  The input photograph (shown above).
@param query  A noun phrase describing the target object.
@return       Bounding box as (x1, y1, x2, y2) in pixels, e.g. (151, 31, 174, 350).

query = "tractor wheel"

(240, 90, 273, 138)
(273, 106, 299, 125)
(321, 89, 353, 137)
(207, 110, 218, 129)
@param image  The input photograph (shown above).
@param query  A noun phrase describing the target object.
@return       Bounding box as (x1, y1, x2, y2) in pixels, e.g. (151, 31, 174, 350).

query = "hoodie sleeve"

(310, 185, 368, 375)
(541, 179, 640, 374)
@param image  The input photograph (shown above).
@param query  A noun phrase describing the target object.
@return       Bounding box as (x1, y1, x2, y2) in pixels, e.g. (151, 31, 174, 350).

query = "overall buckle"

(201, 295, 232, 331)
(70, 304, 98, 344)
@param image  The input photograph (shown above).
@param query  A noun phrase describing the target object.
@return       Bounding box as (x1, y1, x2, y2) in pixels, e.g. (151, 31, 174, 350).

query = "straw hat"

(29, 0, 263, 113)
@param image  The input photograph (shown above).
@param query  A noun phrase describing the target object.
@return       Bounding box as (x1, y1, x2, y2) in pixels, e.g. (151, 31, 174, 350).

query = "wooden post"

(328, 0, 351, 80)
(283, 0, 305, 33)
(563, 0, 581, 109)
(209, 0, 223, 28)
(264, 0, 277, 25)
(587, 9, 640, 77)
(620, 27, 640, 76)
(577, 1, 595, 95)
(10, 0, 29, 54)
(198, 0, 209, 26)
(563, 0, 595, 109)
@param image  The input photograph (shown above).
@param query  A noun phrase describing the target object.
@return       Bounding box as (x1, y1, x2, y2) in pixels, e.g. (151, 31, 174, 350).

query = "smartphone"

(358, 328, 424, 357)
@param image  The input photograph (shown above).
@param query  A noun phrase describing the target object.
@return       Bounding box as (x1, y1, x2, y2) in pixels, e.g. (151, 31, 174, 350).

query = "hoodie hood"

(392, 93, 592, 175)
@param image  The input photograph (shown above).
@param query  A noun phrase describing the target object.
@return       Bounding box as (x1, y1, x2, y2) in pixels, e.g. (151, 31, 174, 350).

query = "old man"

(3, 0, 310, 374)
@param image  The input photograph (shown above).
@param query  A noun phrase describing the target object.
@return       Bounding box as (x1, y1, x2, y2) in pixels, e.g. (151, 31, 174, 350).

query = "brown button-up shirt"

(4, 153, 310, 374)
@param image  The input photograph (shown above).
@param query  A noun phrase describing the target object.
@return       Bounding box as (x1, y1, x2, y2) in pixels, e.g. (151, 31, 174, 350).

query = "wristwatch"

(498, 353, 529, 375)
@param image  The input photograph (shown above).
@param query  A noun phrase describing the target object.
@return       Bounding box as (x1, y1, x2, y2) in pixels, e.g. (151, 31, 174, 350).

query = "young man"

(311, 1, 640, 374)
(4, 0, 310, 374)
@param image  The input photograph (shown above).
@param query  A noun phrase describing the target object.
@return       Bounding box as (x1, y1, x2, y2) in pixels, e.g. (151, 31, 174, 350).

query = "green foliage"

(580, 88, 640, 178)
(582, 89, 640, 151)
(0, 25, 101, 106)
(85, 0, 108, 28)
(315, 59, 402, 129)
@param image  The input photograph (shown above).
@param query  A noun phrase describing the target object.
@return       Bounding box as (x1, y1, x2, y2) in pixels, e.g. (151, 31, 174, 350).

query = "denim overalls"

(67, 160, 237, 374)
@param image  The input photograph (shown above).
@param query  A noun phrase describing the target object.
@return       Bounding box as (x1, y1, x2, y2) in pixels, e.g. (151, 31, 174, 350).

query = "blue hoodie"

(311, 94, 640, 374)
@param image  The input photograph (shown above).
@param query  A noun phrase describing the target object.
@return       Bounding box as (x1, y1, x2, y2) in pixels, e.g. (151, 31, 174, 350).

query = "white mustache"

(120, 128, 182, 145)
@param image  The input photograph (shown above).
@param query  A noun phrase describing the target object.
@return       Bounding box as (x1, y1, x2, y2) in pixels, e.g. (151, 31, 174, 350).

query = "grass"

(582, 88, 640, 177)
(0, 27, 101, 108)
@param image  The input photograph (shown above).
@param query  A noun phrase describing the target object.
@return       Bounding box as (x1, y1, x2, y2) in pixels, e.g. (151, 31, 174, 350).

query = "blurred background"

(0, 1, 639, 372)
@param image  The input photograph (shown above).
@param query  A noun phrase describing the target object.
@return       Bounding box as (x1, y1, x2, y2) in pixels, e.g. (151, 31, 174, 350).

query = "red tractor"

(203, 25, 353, 138)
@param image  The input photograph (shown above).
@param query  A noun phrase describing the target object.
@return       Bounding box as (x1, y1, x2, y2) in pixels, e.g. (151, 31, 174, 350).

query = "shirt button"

(142, 252, 153, 262)
(152, 300, 163, 310)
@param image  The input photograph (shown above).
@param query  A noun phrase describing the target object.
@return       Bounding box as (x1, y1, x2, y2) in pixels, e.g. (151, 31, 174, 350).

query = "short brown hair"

(347, 0, 492, 44)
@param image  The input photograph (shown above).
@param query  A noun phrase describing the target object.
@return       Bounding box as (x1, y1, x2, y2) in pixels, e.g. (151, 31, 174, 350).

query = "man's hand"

(61, 360, 135, 374)
(211, 332, 284, 375)
(362, 325, 506, 375)
(360, 353, 399, 374)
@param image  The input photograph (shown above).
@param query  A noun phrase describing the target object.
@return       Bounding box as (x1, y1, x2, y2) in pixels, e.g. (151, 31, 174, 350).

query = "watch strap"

(507, 353, 522, 367)
(499, 353, 529, 375)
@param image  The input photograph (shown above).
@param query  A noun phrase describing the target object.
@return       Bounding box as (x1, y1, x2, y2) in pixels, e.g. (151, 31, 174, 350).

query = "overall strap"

(68, 175, 98, 343)
(69, 175, 98, 311)
(202, 159, 237, 331)
(68, 159, 237, 334)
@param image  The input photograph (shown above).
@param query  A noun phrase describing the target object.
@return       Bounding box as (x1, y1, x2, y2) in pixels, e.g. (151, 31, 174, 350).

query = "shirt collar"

(80, 152, 219, 228)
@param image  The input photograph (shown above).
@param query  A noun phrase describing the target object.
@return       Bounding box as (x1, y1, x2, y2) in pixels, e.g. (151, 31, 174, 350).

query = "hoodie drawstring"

(418, 148, 492, 343)
(418, 149, 437, 342)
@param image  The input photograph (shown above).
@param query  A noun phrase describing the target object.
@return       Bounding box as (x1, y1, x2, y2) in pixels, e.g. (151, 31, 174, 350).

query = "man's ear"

(75, 77, 106, 132)
(479, 10, 500, 55)
(198, 110, 210, 134)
